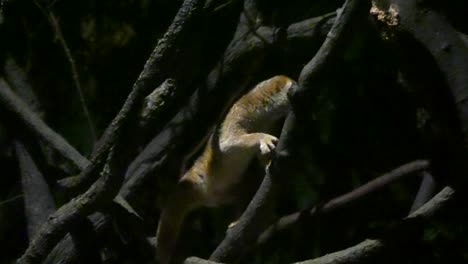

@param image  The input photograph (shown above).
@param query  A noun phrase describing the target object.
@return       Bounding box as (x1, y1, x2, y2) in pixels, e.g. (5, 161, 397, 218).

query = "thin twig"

(34, 1, 97, 143)
(0, 194, 24, 207)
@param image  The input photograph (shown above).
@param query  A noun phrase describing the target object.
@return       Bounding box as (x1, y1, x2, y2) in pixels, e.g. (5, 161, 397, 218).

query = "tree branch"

(17, 145, 119, 263)
(409, 171, 437, 213)
(297, 0, 368, 88)
(4, 58, 42, 116)
(43, 213, 108, 264)
(0, 79, 90, 170)
(258, 160, 430, 245)
(185, 257, 225, 264)
(294, 239, 384, 264)
(15, 140, 56, 239)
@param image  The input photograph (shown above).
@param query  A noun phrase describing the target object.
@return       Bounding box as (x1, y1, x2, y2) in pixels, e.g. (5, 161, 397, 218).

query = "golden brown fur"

(155, 75, 295, 264)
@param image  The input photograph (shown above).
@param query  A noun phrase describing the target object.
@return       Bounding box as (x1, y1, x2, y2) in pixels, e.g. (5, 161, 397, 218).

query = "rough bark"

(15, 141, 56, 239)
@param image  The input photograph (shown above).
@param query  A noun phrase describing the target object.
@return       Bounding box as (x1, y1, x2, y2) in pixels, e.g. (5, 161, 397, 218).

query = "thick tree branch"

(294, 239, 385, 264)
(4, 58, 42, 116)
(0, 79, 90, 170)
(17, 146, 120, 263)
(43, 213, 109, 264)
(297, 1, 369, 88)
(286, 12, 337, 42)
(15, 140, 56, 239)
(185, 257, 224, 264)
(409, 171, 437, 213)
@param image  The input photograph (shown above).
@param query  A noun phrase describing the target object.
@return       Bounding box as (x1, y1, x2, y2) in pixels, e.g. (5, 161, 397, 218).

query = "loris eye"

(197, 174, 206, 180)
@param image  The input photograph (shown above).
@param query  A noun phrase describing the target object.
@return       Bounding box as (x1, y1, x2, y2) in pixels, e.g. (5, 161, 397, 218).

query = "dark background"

(1, 0, 468, 263)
